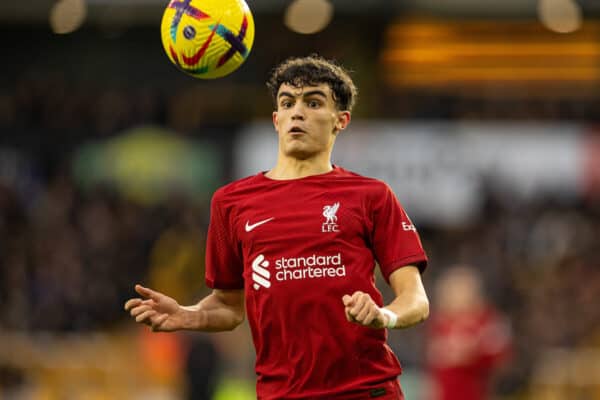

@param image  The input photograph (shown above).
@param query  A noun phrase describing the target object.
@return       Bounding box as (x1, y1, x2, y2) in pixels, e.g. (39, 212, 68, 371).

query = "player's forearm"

(385, 291, 429, 329)
(384, 266, 429, 329)
(180, 293, 244, 332)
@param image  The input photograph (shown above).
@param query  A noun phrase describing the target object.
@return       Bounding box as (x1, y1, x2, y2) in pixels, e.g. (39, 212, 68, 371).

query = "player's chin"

(284, 146, 315, 160)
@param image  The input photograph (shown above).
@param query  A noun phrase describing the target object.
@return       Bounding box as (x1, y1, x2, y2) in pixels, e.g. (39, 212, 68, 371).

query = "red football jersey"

(205, 166, 428, 399)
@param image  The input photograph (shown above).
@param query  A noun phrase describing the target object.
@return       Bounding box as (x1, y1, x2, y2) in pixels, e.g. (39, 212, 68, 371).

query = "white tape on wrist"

(379, 307, 398, 329)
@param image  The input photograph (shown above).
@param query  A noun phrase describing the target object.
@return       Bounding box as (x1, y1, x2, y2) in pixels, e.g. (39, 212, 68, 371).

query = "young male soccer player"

(125, 55, 430, 399)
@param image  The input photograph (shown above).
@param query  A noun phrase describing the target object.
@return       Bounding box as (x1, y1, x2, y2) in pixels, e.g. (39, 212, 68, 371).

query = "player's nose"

(291, 102, 306, 120)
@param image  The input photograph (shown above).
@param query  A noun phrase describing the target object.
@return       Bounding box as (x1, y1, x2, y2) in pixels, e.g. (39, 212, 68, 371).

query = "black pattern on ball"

(183, 25, 196, 39)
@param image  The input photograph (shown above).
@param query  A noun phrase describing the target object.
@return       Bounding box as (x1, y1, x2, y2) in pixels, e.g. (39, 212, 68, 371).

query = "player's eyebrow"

(278, 90, 328, 99)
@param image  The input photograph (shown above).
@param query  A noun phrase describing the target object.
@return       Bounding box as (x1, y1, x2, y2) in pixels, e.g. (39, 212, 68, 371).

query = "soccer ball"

(160, 0, 255, 79)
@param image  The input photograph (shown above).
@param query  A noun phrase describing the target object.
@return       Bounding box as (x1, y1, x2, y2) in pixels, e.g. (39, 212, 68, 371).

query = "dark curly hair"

(266, 55, 358, 112)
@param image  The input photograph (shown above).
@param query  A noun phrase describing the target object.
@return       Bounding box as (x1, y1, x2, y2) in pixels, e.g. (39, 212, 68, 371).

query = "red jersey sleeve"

(205, 193, 244, 289)
(370, 183, 428, 281)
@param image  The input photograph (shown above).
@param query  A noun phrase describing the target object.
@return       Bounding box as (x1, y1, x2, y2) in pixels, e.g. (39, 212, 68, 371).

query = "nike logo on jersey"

(245, 217, 274, 232)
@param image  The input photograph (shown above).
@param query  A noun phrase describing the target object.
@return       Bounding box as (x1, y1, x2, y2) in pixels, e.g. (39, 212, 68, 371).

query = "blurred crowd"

(1, 146, 599, 398)
(0, 74, 267, 150)
(1, 70, 600, 399)
(420, 195, 600, 397)
(0, 168, 211, 332)
(2, 74, 600, 152)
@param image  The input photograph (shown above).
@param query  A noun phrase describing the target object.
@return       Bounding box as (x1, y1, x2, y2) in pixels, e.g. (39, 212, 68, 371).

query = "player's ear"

(272, 111, 279, 131)
(334, 111, 351, 134)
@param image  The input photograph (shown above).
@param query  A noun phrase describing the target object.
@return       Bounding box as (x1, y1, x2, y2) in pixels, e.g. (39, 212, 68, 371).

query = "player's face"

(272, 83, 350, 160)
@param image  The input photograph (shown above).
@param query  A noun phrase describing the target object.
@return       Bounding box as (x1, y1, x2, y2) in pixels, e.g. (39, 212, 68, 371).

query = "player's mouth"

(289, 126, 306, 135)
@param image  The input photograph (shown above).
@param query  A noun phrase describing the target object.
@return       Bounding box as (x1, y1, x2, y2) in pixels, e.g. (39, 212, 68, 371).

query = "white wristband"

(379, 307, 398, 329)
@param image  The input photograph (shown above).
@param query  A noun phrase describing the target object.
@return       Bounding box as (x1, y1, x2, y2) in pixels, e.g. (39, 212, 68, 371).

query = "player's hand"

(124, 284, 183, 332)
(342, 291, 387, 329)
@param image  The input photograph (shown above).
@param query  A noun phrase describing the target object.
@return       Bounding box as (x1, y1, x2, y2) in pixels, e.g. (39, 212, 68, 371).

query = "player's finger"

(342, 295, 353, 307)
(136, 310, 157, 323)
(344, 307, 355, 322)
(355, 296, 376, 322)
(350, 291, 364, 303)
(124, 298, 142, 311)
(135, 284, 160, 301)
(362, 307, 380, 326)
(355, 301, 373, 323)
(130, 305, 152, 318)
(350, 293, 369, 316)
(152, 314, 169, 331)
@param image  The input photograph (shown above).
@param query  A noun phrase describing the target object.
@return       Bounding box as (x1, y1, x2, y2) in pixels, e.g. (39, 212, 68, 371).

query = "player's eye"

(307, 100, 321, 108)
(280, 100, 293, 109)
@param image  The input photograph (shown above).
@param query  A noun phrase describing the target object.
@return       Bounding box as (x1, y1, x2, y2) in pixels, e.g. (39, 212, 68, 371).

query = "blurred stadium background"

(1, 0, 600, 399)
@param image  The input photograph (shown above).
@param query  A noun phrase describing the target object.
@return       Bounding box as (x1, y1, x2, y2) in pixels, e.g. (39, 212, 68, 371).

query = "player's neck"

(266, 157, 333, 180)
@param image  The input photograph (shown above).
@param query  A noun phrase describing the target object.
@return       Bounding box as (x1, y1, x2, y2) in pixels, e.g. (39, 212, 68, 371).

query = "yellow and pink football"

(160, 0, 255, 79)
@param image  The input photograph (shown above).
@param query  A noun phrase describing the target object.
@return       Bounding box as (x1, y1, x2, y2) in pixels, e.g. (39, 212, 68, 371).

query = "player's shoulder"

(334, 166, 392, 193)
(212, 172, 266, 202)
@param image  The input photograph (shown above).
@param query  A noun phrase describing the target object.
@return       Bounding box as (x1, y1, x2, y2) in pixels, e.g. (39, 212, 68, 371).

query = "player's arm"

(182, 287, 245, 331)
(343, 265, 429, 329)
(125, 284, 244, 332)
(382, 265, 429, 328)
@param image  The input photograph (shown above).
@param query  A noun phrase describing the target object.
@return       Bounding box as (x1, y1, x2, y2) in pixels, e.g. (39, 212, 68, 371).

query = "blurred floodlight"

(50, 0, 87, 34)
(538, 0, 582, 33)
(284, 0, 333, 34)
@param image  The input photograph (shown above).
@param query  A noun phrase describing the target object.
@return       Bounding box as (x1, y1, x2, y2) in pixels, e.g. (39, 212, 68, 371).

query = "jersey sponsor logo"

(402, 221, 416, 232)
(245, 217, 274, 232)
(322, 202, 340, 232)
(251, 254, 271, 290)
(250, 253, 346, 289)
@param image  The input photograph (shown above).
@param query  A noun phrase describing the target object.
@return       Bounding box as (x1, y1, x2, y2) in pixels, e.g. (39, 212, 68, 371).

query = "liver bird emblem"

(323, 202, 340, 224)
